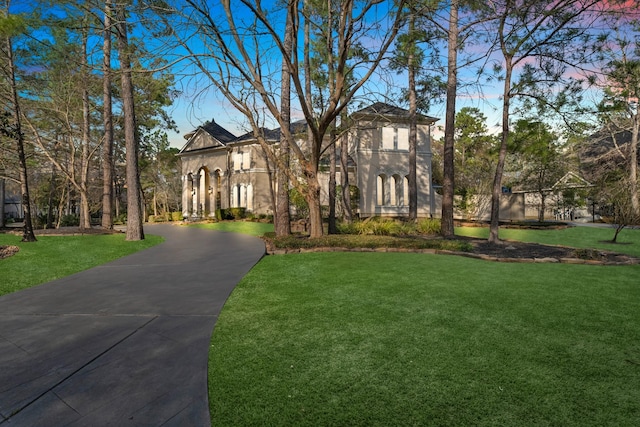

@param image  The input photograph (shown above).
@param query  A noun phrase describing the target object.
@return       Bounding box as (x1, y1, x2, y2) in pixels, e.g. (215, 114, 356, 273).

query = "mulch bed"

(0, 245, 19, 260)
(466, 239, 638, 264)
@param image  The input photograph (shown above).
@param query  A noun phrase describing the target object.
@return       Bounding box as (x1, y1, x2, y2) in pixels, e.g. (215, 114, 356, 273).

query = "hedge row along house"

(177, 102, 440, 220)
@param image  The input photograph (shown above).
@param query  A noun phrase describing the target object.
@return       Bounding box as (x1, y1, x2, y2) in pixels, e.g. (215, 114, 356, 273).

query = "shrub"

(60, 214, 80, 227)
(148, 215, 167, 223)
(416, 218, 441, 235)
(171, 211, 183, 222)
(228, 207, 246, 219)
(337, 221, 360, 235)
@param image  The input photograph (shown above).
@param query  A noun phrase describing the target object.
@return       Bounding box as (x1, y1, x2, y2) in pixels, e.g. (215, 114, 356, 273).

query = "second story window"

(381, 126, 409, 151)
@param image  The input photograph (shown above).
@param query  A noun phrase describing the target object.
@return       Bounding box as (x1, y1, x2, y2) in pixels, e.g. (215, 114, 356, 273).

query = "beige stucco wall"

(353, 120, 435, 217)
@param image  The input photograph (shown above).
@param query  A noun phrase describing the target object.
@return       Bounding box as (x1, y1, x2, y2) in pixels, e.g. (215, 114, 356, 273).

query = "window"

(381, 127, 395, 150)
(381, 127, 409, 150)
(377, 174, 387, 206)
(403, 176, 410, 206)
(390, 175, 398, 206)
(392, 174, 403, 206)
(242, 150, 251, 169)
(247, 183, 254, 210)
(397, 128, 409, 150)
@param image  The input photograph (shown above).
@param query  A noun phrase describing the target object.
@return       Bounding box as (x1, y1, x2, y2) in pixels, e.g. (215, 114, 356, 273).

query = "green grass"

(456, 225, 640, 257)
(209, 237, 640, 425)
(0, 233, 163, 296)
(189, 221, 274, 236)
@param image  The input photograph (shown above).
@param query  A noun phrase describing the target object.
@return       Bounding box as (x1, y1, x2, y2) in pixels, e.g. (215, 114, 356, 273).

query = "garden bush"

(416, 218, 441, 235)
(60, 214, 80, 227)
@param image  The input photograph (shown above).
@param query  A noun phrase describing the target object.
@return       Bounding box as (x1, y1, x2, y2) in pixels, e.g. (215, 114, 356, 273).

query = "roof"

(351, 102, 438, 124)
(201, 120, 236, 143)
(235, 128, 281, 142)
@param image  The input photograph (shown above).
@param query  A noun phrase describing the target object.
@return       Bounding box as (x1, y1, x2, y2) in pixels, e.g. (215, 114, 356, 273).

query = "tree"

(102, 0, 114, 229)
(275, 1, 294, 236)
(451, 107, 496, 219)
(441, 0, 459, 235)
(509, 119, 566, 221)
(598, 50, 640, 217)
(486, 0, 602, 244)
(0, 8, 36, 242)
(115, 3, 144, 240)
(158, 0, 406, 238)
(600, 175, 640, 243)
(415, 0, 493, 236)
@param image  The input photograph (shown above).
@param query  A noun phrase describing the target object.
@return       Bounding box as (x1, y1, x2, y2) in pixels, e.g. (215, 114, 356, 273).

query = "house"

(177, 102, 439, 220)
(514, 171, 594, 221)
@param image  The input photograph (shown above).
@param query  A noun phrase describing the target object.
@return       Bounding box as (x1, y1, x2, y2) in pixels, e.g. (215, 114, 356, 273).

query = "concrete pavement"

(0, 224, 265, 426)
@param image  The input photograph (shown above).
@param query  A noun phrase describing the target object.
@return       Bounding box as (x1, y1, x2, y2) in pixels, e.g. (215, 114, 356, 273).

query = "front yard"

(208, 226, 640, 426)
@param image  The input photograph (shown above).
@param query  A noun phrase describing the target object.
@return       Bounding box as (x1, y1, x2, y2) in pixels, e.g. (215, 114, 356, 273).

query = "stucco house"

(177, 102, 439, 220)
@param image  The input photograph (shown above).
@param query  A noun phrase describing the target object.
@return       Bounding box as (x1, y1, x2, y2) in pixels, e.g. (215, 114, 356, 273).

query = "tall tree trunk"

(102, 0, 114, 229)
(0, 177, 5, 228)
(46, 167, 55, 228)
(441, 0, 458, 237)
(340, 103, 352, 222)
(303, 4, 323, 237)
(5, 34, 36, 242)
(630, 111, 639, 215)
(539, 193, 546, 222)
(305, 169, 323, 238)
(326, 2, 337, 233)
(80, 26, 92, 230)
(489, 60, 513, 244)
(408, 13, 418, 221)
(275, 1, 293, 236)
(328, 124, 337, 233)
(116, 5, 144, 240)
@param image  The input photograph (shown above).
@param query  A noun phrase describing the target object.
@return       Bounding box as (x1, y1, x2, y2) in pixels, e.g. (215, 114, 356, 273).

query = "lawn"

(0, 233, 163, 296)
(208, 227, 640, 426)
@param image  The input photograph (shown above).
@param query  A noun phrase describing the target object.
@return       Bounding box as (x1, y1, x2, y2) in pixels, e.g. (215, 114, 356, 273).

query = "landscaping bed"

(264, 233, 640, 265)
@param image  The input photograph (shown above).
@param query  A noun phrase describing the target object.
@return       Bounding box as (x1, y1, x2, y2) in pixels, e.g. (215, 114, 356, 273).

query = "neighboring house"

(177, 102, 440, 219)
(519, 171, 594, 220)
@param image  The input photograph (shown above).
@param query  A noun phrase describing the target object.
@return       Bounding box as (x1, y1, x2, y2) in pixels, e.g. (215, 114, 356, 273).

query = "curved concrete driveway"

(0, 224, 265, 426)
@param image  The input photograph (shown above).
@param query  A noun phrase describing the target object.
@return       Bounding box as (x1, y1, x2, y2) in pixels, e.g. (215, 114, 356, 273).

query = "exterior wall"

(178, 109, 439, 221)
(456, 194, 525, 221)
(354, 120, 435, 217)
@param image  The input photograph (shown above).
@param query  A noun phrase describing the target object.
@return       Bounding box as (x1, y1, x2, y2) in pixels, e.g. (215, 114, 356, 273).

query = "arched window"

(247, 183, 254, 210)
(213, 170, 222, 210)
(403, 176, 410, 206)
(377, 174, 387, 206)
(392, 174, 402, 206)
(240, 184, 247, 207)
(389, 175, 397, 206)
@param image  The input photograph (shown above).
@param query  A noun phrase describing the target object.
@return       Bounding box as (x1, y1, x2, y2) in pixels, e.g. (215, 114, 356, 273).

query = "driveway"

(0, 224, 265, 426)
